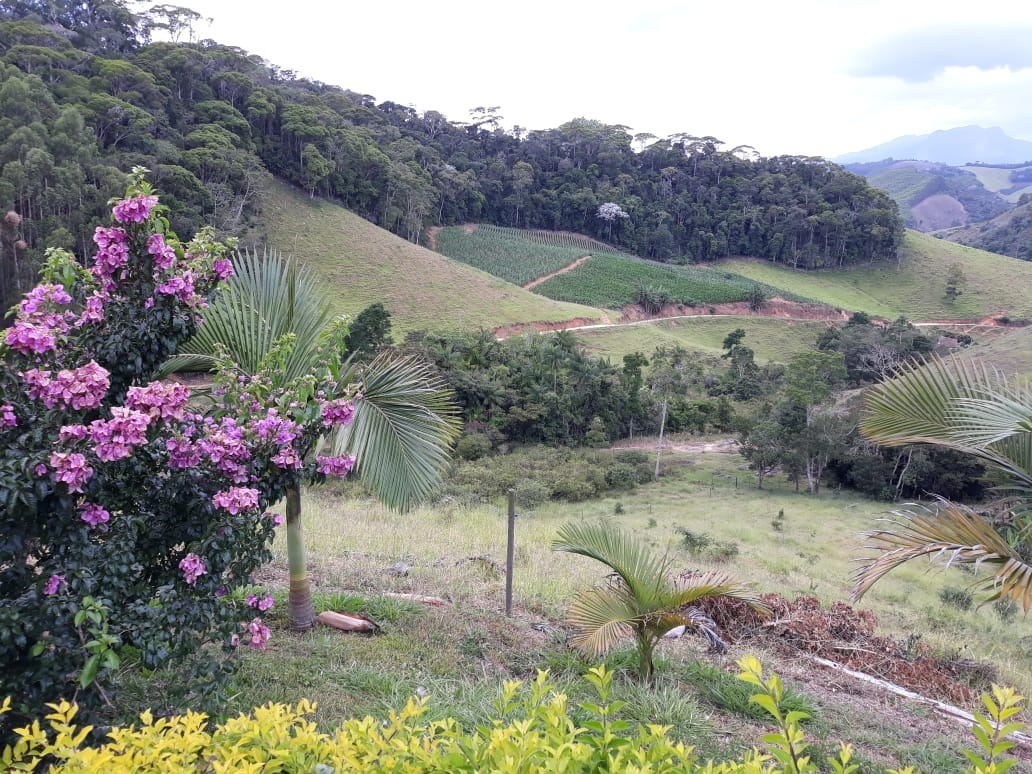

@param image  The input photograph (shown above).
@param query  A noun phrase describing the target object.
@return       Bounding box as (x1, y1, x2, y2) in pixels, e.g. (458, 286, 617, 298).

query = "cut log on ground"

(317, 611, 379, 632)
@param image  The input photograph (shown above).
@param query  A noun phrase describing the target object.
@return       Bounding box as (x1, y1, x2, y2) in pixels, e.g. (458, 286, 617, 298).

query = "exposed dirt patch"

(523, 255, 592, 289)
(612, 437, 739, 455)
(619, 297, 849, 322)
(911, 193, 969, 231)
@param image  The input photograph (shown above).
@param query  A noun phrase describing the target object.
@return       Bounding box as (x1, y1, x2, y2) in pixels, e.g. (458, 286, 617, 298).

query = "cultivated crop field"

(435, 226, 594, 286)
(533, 252, 806, 308)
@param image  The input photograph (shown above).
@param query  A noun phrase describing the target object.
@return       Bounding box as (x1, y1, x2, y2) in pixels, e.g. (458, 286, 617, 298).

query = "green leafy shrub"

(939, 586, 974, 611)
(455, 432, 492, 461)
(677, 528, 740, 563)
(0, 174, 361, 723)
(5, 660, 1020, 772)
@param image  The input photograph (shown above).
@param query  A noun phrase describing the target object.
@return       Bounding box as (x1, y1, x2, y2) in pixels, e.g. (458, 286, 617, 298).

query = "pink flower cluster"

(43, 574, 64, 596)
(156, 270, 199, 307)
(166, 435, 202, 469)
(79, 501, 110, 526)
(179, 552, 206, 585)
(5, 284, 74, 355)
(5, 320, 60, 354)
(197, 418, 252, 482)
(19, 283, 72, 315)
(315, 454, 356, 478)
(91, 226, 130, 290)
(212, 258, 234, 280)
(126, 381, 190, 421)
(246, 617, 270, 650)
(146, 232, 177, 271)
(21, 361, 110, 410)
(212, 486, 260, 514)
(320, 398, 356, 427)
(86, 407, 151, 462)
(247, 593, 274, 611)
(253, 410, 300, 445)
(48, 452, 93, 492)
(112, 194, 158, 224)
(1, 404, 15, 428)
(76, 293, 107, 326)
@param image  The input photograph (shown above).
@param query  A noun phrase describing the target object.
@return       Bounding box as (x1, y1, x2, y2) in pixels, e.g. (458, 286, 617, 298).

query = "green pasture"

(720, 231, 1032, 321)
(574, 316, 833, 364)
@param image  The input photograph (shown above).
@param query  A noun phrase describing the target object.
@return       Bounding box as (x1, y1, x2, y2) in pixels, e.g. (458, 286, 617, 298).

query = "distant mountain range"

(834, 126, 1032, 166)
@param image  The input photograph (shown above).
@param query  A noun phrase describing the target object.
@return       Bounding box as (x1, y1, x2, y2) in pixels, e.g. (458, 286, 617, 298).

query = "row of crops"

(472, 224, 626, 255)
(533, 254, 807, 308)
(434, 227, 594, 286)
(434, 225, 804, 309)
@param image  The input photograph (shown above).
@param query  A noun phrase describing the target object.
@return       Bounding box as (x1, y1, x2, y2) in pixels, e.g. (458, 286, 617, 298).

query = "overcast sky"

(165, 0, 1032, 159)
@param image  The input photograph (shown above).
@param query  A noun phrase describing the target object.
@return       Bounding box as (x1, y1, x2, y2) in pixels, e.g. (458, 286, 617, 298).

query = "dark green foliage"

(939, 586, 974, 610)
(675, 528, 739, 562)
(343, 302, 392, 361)
(445, 446, 652, 505)
(0, 8, 904, 299)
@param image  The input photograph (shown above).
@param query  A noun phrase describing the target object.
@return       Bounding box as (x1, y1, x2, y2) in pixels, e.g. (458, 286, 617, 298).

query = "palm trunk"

(637, 635, 656, 682)
(285, 487, 316, 631)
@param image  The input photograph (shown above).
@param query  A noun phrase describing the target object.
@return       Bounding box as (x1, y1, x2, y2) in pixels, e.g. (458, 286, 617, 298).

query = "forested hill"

(0, 1, 903, 314)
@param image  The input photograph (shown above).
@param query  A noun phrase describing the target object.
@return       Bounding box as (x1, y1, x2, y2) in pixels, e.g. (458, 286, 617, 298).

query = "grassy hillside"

(574, 316, 832, 364)
(256, 182, 604, 335)
(720, 231, 1032, 321)
(967, 326, 1032, 377)
(961, 164, 1032, 203)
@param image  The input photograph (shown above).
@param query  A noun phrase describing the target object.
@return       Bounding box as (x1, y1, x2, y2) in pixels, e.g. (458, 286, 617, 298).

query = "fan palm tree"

(553, 521, 767, 681)
(852, 355, 1032, 613)
(163, 247, 460, 630)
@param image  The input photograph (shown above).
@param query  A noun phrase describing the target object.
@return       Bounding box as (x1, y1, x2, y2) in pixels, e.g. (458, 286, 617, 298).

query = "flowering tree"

(0, 170, 360, 720)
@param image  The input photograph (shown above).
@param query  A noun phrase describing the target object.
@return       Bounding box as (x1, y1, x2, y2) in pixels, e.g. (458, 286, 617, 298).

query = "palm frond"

(852, 501, 1032, 613)
(333, 353, 460, 512)
(670, 570, 770, 614)
(160, 246, 334, 380)
(860, 356, 994, 449)
(565, 586, 640, 655)
(553, 521, 671, 604)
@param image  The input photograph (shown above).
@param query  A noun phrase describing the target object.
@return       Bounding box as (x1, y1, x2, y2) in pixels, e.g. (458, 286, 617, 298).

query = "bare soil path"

(522, 255, 592, 290)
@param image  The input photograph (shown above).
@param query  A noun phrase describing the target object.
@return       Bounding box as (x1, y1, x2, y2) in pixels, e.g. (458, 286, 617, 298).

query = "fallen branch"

(810, 656, 1032, 753)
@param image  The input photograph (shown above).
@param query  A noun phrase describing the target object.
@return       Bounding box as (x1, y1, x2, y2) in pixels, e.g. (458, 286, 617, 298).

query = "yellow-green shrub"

(1, 660, 1024, 773)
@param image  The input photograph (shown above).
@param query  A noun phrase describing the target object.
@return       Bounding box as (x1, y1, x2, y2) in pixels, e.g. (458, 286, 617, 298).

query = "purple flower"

(247, 617, 270, 650)
(79, 502, 110, 527)
(76, 293, 106, 326)
(5, 319, 59, 354)
(33, 463, 48, 477)
(316, 454, 356, 478)
(91, 227, 130, 287)
(212, 258, 234, 280)
(112, 195, 159, 224)
(126, 381, 190, 421)
(49, 452, 93, 493)
(88, 407, 150, 461)
(212, 486, 260, 514)
(147, 232, 177, 270)
(59, 424, 89, 442)
(179, 552, 206, 585)
(264, 512, 285, 527)
(1, 404, 15, 428)
(18, 284, 72, 316)
(320, 398, 356, 427)
(166, 436, 202, 469)
(271, 446, 302, 469)
(247, 593, 274, 612)
(21, 361, 110, 411)
(43, 574, 64, 596)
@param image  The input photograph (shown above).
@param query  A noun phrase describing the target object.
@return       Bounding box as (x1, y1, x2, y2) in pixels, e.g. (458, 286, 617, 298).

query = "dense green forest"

(0, 0, 904, 316)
